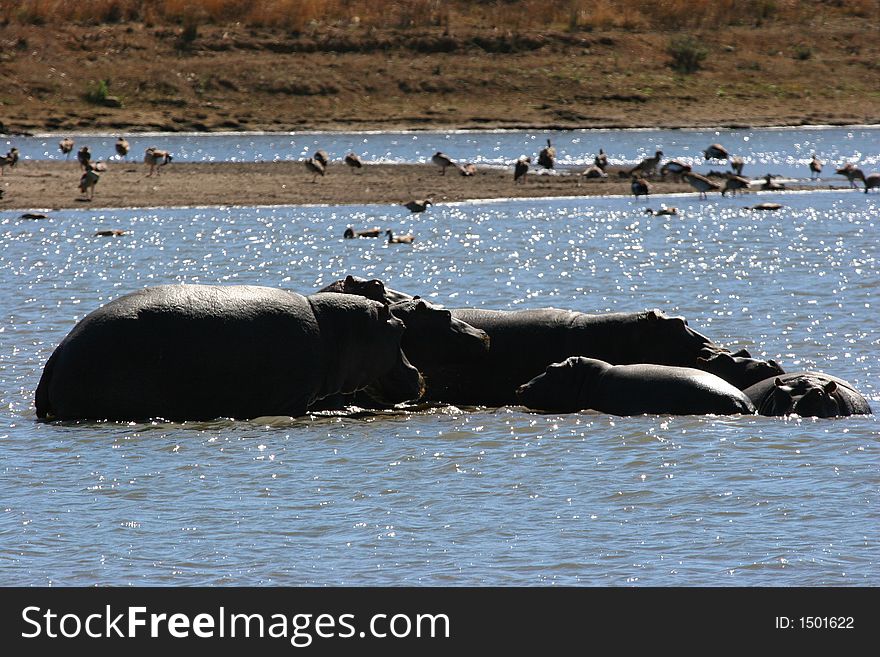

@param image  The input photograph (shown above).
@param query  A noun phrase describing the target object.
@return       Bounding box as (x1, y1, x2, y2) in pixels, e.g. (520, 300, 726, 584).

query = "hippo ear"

(344, 275, 356, 286)
(824, 381, 838, 394)
(774, 378, 784, 387)
(768, 359, 781, 370)
(646, 309, 661, 322)
(732, 348, 752, 358)
(414, 299, 429, 312)
(377, 304, 392, 320)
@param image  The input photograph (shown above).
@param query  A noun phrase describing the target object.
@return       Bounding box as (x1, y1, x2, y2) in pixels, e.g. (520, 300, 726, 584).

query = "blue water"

(1, 130, 879, 586)
(4, 126, 880, 182)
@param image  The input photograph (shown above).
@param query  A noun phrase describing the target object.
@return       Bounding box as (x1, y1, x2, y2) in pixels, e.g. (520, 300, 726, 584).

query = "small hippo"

(744, 372, 872, 417)
(516, 357, 756, 416)
(696, 348, 785, 390)
(35, 285, 424, 421)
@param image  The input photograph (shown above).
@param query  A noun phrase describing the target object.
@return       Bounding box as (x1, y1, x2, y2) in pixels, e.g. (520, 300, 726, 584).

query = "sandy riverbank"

(0, 160, 838, 211)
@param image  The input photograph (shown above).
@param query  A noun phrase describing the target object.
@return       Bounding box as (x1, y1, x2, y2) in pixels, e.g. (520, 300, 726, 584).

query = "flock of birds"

(4, 136, 878, 239)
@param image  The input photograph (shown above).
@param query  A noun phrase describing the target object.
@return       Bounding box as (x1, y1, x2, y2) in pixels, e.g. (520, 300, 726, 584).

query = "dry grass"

(0, 0, 851, 30)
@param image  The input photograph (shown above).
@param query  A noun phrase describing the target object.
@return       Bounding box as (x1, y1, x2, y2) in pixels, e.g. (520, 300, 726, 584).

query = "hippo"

(309, 296, 490, 410)
(317, 275, 412, 305)
(516, 357, 756, 416)
(440, 307, 722, 406)
(34, 285, 424, 422)
(743, 372, 872, 418)
(317, 276, 782, 405)
(696, 348, 785, 390)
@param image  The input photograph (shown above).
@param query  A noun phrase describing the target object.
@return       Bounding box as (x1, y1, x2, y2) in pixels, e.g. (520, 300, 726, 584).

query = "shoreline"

(0, 161, 851, 211)
(5, 121, 880, 139)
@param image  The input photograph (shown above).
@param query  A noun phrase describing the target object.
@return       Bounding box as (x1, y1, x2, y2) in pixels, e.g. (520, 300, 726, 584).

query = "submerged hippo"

(318, 276, 782, 405)
(744, 372, 872, 417)
(696, 348, 785, 390)
(35, 285, 424, 421)
(309, 296, 490, 410)
(516, 357, 756, 416)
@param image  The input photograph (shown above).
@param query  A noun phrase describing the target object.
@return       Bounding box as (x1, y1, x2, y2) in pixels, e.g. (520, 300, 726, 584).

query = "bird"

(313, 150, 330, 168)
(344, 227, 382, 238)
(458, 163, 477, 177)
(809, 154, 822, 180)
(537, 139, 556, 169)
(115, 137, 130, 159)
(631, 176, 650, 200)
(77, 146, 91, 171)
(682, 171, 722, 199)
(594, 148, 608, 171)
(144, 147, 172, 176)
(761, 174, 785, 191)
(386, 229, 415, 244)
(660, 159, 691, 181)
(59, 137, 74, 159)
(579, 165, 607, 179)
(94, 229, 128, 237)
(304, 157, 325, 182)
(835, 164, 865, 188)
(722, 175, 751, 197)
(628, 150, 663, 177)
(344, 152, 363, 170)
(864, 173, 880, 193)
(0, 148, 19, 175)
(403, 198, 432, 213)
(644, 207, 679, 216)
(514, 156, 530, 183)
(703, 143, 729, 160)
(79, 162, 101, 200)
(432, 151, 455, 175)
(730, 156, 745, 176)
(745, 202, 783, 211)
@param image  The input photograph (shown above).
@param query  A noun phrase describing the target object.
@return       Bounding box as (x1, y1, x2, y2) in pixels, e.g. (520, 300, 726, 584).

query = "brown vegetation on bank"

(1, 1, 879, 134)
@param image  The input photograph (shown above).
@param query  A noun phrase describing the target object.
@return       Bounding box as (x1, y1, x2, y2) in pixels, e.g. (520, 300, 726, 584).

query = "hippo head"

(388, 298, 490, 374)
(318, 275, 413, 305)
(637, 309, 715, 365)
(760, 377, 841, 417)
(515, 357, 599, 413)
(697, 348, 785, 390)
(358, 303, 425, 405)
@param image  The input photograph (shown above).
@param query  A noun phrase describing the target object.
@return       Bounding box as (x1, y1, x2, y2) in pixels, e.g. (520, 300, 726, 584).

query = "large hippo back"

(35, 285, 420, 421)
(442, 307, 715, 406)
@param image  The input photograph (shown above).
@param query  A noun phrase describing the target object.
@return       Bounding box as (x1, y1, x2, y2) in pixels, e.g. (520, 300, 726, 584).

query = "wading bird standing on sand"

(403, 199, 432, 213)
(0, 148, 19, 175)
(115, 137, 130, 159)
(730, 156, 744, 176)
(594, 148, 608, 171)
(77, 146, 91, 171)
(809, 154, 822, 180)
(79, 162, 101, 200)
(537, 139, 556, 169)
(432, 152, 455, 175)
(722, 175, 751, 197)
(144, 147, 173, 176)
(386, 230, 415, 244)
(59, 138, 74, 159)
(682, 171, 722, 199)
(660, 159, 691, 181)
(514, 156, 530, 183)
(628, 150, 663, 178)
(835, 163, 865, 188)
(703, 144, 729, 161)
(344, 152, 363, 170)
(761, 174, 785, 191)
(631, 176, 650, 200)
(304, 157, 325, 182)
(313, 150, 330, 168)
